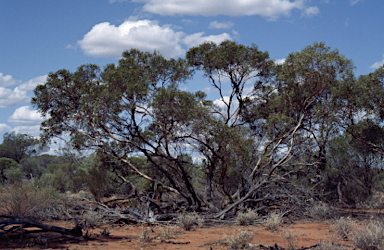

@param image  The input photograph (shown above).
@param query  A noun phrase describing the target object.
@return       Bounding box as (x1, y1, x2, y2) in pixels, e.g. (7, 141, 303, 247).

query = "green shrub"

(0, 158, 23, 183)
(0, 181, 61, 221)
(74, 153, 111, 201)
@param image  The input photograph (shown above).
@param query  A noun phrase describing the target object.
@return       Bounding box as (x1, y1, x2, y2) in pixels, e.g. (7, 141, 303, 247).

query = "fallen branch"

(0, 215, 83, 237)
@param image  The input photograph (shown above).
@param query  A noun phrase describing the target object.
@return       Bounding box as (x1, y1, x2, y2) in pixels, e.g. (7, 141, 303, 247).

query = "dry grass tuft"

(351, 221, 384, 250)
(158, 226, 179, 240)
(224, 230, 253, 249)
(235, 208, 259, 226)
(264, 212, 282, 232)
(177, 212, 201, 231)
(306, 202, 337, 220)
(139, 228, 153, 244)
(281, 230, 297, 250)
(331, 216, 355, 240)
(83, 210, 103, 229)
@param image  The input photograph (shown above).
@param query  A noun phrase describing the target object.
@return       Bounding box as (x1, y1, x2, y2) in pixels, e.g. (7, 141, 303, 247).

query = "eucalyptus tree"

(0, 132, 43, 163)
(32, 49, 211, 208)
(187, 40, 273, 202)
(347, 65, 384, 154)
(327, 123, 384, 204)
(210, 43, 359, 215)
(244, 42, 357, 178)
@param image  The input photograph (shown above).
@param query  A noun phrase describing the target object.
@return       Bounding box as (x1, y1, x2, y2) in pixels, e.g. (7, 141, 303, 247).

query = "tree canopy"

(0, 132, 43, 163)
(31, 41, 384, 212)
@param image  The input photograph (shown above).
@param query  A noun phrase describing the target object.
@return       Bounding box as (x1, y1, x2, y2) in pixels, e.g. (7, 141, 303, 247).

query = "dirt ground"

(0, 218, 356, 249)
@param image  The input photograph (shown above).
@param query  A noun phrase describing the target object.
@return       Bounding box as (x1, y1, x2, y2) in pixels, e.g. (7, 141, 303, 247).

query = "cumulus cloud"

(213, 96, 240, 119)
(12, 125, 41, 137)
(7, 106, 46, 125)
(78, 20, 185, 58)
(138, 0, 318, 20)
(183, 32, 231, 48)
(78, 19, 231, 58)
(209, 21, 234, 29)
(0, 87, 29, 108)
(0, 123, 11, 134)
(275, 58, 286, 65)
(370, 55, 384, 70)
(18, 75, 47, 91)
(0, 73, 21, 87)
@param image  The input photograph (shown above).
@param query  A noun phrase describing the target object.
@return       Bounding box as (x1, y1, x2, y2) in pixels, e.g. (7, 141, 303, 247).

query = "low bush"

(356, 192, 384, 210)
(306, 202, 337, 220)
(83, 210, 103, 229)
(331, 217, 355, 240)
(139, 228, 152, 244)
(281, 230, 297, 250)
(351, 221, 384, 250)
(224, 230, 253, 249)
(177, 212, 200, 231)
(235, 209, 259, 226)
(0, 181, 61, 221)
(158, 226, 173, 240)
(264, 212, 282, 232)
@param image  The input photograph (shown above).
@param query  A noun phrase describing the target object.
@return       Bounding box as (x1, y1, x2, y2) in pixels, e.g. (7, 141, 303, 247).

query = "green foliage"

(0, 132, 45, 163)
(75, 153, 110, 201)
(0, 158, 23, 183)
(28, 42, 384, 208)
(0, 181, 61, 221)
(325, 132, 384, 204)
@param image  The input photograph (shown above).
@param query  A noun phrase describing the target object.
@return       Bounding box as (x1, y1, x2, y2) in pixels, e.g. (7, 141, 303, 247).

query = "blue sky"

(0, 0, 383, 143)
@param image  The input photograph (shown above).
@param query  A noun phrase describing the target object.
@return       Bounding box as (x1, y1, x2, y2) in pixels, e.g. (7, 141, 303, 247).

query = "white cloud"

(138, 0, 318, 20)
(78, 19, 231, 58)
(183, 32, 231, 48)
(370, 55, 384, 70)
(213, 96, 231, 110)
(12, 125, 41, 137)
(78, 20, 185, 58)
(0, 123, 11, 134)
(0, 87, 29, 108)
(18, 75, 47, 91)
(0, 73, 21, 87)
(275, 58, 286, 65)
(302, 6, 319, 18)
(7, 106, 46, 125)
(209, 21, 234, 29)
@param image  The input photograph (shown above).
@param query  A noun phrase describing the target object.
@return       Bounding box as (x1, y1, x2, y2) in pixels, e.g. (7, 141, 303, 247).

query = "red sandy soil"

(0, 219, 355, 249)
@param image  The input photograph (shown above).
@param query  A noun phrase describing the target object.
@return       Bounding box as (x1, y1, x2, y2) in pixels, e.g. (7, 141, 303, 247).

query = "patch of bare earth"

(0, 220, 354, 250)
